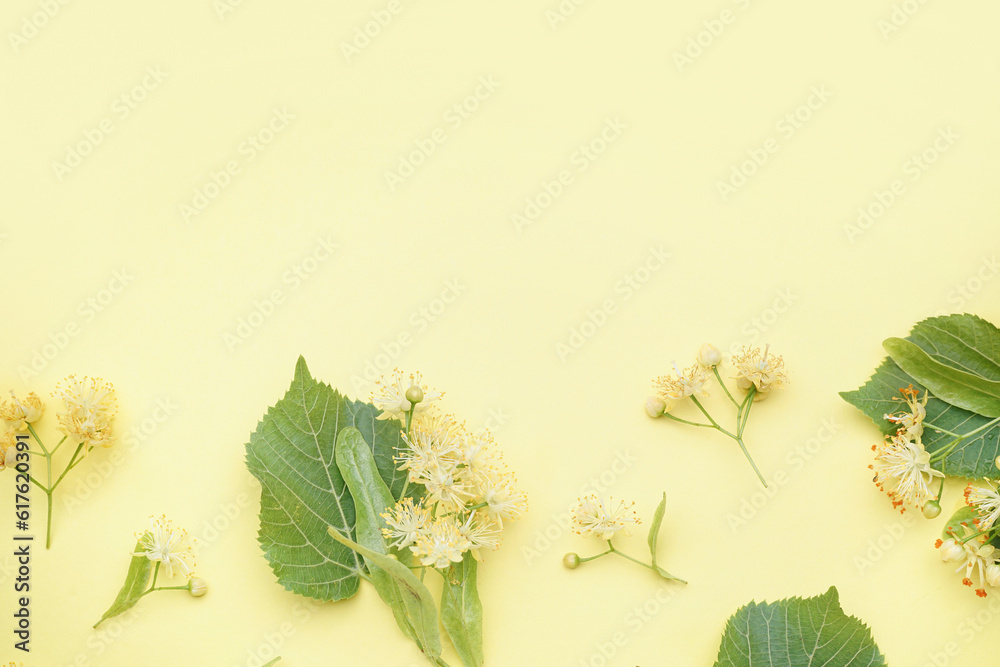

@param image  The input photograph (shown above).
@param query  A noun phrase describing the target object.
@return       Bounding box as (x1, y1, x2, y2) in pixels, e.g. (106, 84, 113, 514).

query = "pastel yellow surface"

(2, 0, 999, 665)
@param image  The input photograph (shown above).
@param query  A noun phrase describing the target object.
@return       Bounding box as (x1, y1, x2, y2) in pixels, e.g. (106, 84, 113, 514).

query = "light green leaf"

(841, 358, 1000, 479)
(714, 587, 887, 667)
(327, 527, 442, 660)
(884, 337, 1000, 418)
(440, 553, 485, 667)
(334, 426, 420, 645)
(94, 543, 153, 627)
(942, 506, 978, 540)
(647, 492, 666, 568)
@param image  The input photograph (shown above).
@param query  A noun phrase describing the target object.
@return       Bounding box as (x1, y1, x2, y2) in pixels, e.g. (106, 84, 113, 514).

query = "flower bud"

(939, 539, 964, 563)
(645, 396, 667, 418)
(3, 446, 16, 469)
(188, 578, 208, 597)
(736, 376, 754, 392)
(922, 500, 942, 519)
(404, 385, 424, 405)
(696, 344, 722, 368)
(987, 563, 1000, 588)
(995, 454, 1000, 471)
(562, 553, 581, 569)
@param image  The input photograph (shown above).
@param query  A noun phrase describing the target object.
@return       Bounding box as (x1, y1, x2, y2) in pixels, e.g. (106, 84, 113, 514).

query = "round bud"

(696, 343, 722, 368)
(736, 376, 754, 392)
(922, 500, 942, 519)
(3, 446, 16, 469)
(404, 385, 424, 405)
(995, 454, 1000, 471)
(562, 553, 581, 569)
(188, 578, 208, 597)
(645, 396, 667, 419)
(939, 539, 963, 563)
(987, 563, 1000, 588)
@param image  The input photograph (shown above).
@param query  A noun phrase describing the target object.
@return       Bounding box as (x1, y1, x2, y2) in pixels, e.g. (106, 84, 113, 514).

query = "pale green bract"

(841, 314, 1000, 479)
(244, 356, 413, 601)
(714, 587, 887, 667)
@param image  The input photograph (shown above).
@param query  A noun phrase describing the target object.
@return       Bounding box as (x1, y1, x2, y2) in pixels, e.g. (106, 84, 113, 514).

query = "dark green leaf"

(714, 587, 887, 667)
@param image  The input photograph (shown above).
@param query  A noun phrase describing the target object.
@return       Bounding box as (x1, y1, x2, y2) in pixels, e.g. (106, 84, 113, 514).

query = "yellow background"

(2, 0, 1000, 664)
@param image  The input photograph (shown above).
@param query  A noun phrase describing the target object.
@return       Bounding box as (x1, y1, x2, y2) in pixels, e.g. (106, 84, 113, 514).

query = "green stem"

(960, 528, 995, 545)
(737, 387, 756, 438)
(26, 474, 48, 493)
(50, 444, 84, 492)
(49, 435, 68, 457)
(261, 660, 282, 667)
(26, 423, 48, 455)
(405, 407, 415, 437)
(660, 413, 715, 428)
(735, 437, 767, 487)
(578, 547, 614, 563)
(689, 397, 736, 438)
(45, 490, 53, 549)
(608, 543, 687, 584)
(149, 562, 161, 591)
(713, 367, 740, 408)
(928, 416, 1000, 463)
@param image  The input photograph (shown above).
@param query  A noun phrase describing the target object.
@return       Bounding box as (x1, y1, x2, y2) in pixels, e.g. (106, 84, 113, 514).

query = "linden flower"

(381, 497, 431, 550)
(0, 392, 44, 431)
(481, 471, 528, 528)
(958, 540, 998, 598)
(655, 363, 711, 401)
(885, 385, 928, 440)
(412, 517, 471, 569)
(134, 515, 196, 579)
(572, 495, 640, 541)
(396, 416, 463, 481)
(372, 370, 442, 423)
(870, 433, 944, 512)
(732, 345, 787, 397)
(459, 511, 503, 558)
(53, 376, 117, 451)
(965, 482, 1000, 531)
(0, 430, 17, 472)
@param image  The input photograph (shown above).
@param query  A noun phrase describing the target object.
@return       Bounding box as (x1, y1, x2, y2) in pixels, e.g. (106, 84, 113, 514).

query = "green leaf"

(647, 492, 666, 568)
(841, 357, 1000, 479)
(334, 426, 421, 645)
(884, 337, 1000, 418)
(714, 587, 887, 667)
(440, 553, 485, 667)
(942, 506, 978, 540)
(94, 543, 153, 627)
(244, 356, 415, 602)
(327, 526, 442, 660)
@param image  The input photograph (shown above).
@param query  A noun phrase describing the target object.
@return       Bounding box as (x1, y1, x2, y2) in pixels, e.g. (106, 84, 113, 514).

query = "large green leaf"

(440, 553, 485, 667)
(884, 337, 1000, 418)
(244, 356, 413, 601)
(327, 527, 443, 660)
(841, 358, 1000, 479)
(714, 587, 887, 667)
(94, 542, 153, 627)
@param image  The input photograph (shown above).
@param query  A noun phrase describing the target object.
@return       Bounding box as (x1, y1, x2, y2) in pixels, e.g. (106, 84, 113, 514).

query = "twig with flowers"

(1, 376, 118, 548)
(842, 313, 1000, 597)
(95, 515, 206, 627)
(244, 359, 527, 667)
(562, 493, 686, 583)
(646, 344, 787, 487)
